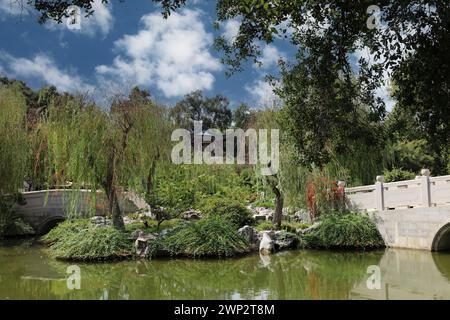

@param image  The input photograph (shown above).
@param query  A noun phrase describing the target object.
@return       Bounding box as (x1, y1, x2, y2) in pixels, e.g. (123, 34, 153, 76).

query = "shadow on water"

(0, 240, 449, 300)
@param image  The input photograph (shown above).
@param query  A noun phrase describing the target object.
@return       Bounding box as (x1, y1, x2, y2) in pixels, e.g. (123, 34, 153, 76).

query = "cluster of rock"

(248, 206, 312, 224)
(90, 216, 112, 227)
(237, 225, 300, 255)
(181, 209, 202, 221)
(249, 207, 275, 222)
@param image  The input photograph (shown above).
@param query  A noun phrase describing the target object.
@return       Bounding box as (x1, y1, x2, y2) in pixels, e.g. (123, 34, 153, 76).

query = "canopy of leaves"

(0, 86, 28, 194)
(170, 90, 232, 131)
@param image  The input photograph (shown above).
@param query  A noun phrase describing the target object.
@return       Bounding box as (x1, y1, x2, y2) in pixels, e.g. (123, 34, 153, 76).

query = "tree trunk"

(268, 177, 283, 230)
(272, 186, 283, 230)
(105, 149, 124, 231)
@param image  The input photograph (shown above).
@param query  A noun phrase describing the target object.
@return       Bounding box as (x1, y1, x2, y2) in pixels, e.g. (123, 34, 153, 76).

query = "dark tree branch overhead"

(21, 0, 187, 23)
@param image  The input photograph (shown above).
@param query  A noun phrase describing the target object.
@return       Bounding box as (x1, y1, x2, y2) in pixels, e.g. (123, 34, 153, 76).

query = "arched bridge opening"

(36, 216, 66, 235)
(432, 223, 450, 252)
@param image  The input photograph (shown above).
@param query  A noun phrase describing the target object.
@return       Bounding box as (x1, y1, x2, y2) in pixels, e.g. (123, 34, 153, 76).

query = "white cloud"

(0, 51, 93, 93)
(96, 9, 222, 98)
(221, 19, 286, 70)
(222, 19, 240, 42)
(46, 0, 114, 38)
(259, 45, 286, 70)
(81, 0, 113, 37)
(245, 78, 281, 108)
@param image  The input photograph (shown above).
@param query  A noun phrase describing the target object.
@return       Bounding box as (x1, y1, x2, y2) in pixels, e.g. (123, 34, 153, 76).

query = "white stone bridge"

(345, 170, 450, 252)
(12, 189, 147, 234)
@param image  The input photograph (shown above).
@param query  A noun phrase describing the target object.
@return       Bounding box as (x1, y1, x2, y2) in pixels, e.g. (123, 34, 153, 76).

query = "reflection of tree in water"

(0, 242, 385, 300)
(112, 250, 385, 300)
(0, 242, 67, 299)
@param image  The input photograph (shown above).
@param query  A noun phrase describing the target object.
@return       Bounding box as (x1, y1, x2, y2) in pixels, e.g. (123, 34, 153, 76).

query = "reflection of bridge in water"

(351, 249, 450, 300)
(1, 241, 449, 300)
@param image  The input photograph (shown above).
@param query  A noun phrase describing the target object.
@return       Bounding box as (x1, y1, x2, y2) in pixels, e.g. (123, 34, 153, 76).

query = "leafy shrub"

(125, 218, 183, 234)
(44, 221, 133, 261)
(42, 219, 90, 244)
(0, 195, 15, 237)
(304, 212, 385, 250)
(306, 172, 345, 220)
(255, 220, 310, 232)
(281, 222, 310, 233)
(0, 194, 34, 237)
(383, 168, 416, 183)
(389, 140, 434, 173)
(4, 218, 34, 236)
(255, 220, 275, 231)
(161, 216, 249, 258)
(150, 165, 256, 213)
(252, 199, 275, 208)
(199, 197, 254, 227)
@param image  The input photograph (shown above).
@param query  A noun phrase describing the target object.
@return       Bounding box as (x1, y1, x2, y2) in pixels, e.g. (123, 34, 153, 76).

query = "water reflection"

(0, 240, 449, 300)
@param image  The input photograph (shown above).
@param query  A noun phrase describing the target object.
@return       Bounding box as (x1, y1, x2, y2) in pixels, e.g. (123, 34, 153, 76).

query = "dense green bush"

(125, 218, 183, 234)
(251, 199, 275, 208)
(0, 195, 34, 237)
(383, 168, 416, 183)
(199, 197, 254, 227)
(42, 219, 90, 244)
(161, 216, 250, 258)
(304, 212, 385, 250)
(44, 221, 133, 261)
(4, 218, 35, 236)
(255, 220, 310, 232)
(149, 165, 259, 213)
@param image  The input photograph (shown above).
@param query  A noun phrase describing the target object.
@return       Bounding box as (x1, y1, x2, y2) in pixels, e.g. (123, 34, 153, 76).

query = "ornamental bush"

(161, 216, 250, 258)
(199, 197, 254, 228)
(304, 212, 385, 250)
(44, 220, 133, 261)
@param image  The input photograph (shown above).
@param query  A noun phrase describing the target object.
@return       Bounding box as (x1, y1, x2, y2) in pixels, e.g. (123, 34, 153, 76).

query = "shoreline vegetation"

(0, 78, 389, 263)
(38, 209, 385, 262)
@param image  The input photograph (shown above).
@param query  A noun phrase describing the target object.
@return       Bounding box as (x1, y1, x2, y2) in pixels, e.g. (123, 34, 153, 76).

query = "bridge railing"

(345, 169, 450, 211)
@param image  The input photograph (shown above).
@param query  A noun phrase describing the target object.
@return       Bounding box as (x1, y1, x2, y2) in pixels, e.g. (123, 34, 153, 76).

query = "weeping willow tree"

(0, 86, 29, 234)
(37, 88, 171, 230)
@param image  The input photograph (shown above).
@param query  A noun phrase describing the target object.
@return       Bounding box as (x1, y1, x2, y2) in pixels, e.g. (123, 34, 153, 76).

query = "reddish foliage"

(306, 175, 345, 220)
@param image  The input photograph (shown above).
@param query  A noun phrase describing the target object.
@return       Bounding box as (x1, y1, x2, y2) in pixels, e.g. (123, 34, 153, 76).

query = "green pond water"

(1, 239, 449, 300)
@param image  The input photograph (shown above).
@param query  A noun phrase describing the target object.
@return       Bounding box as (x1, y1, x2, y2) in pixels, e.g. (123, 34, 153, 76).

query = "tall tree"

(170, 90, 232, 131)
(233, 103, 253, 130)
(35, 87, 171, 230)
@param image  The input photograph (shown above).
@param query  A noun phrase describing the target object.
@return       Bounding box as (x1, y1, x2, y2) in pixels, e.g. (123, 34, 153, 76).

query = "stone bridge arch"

(432, 223, 450, 252)
(12, 189, 149, 235)
(36, 215, 66, 235)
(372, 207, 450, 251)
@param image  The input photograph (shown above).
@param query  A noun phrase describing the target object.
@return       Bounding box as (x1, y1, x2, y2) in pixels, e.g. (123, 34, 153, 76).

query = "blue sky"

(0, 0, 394, 110)
(0, 0, 290, 108)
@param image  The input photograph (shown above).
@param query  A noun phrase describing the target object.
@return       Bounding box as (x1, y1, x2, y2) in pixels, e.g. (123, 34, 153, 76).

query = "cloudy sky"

(0, 0, 291, 108)
(0, 0, 392, 109)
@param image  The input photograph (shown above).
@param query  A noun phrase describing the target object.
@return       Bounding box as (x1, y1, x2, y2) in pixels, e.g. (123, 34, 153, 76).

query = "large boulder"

(293, 209, 312, 224)
(238, 225, 259, 247)
(273, 231, 298, 250)
(259, 231, 275, 255)
(134, 232, 158, 258)
(182, 209, 203, 221)
(121, 191, 151, 214)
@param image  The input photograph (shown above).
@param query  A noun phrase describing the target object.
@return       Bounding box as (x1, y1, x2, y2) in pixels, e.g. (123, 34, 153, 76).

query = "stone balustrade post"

(375, 175, 385, 211)
(420, 169, 431, 207)
(337, 180, 346, 207)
